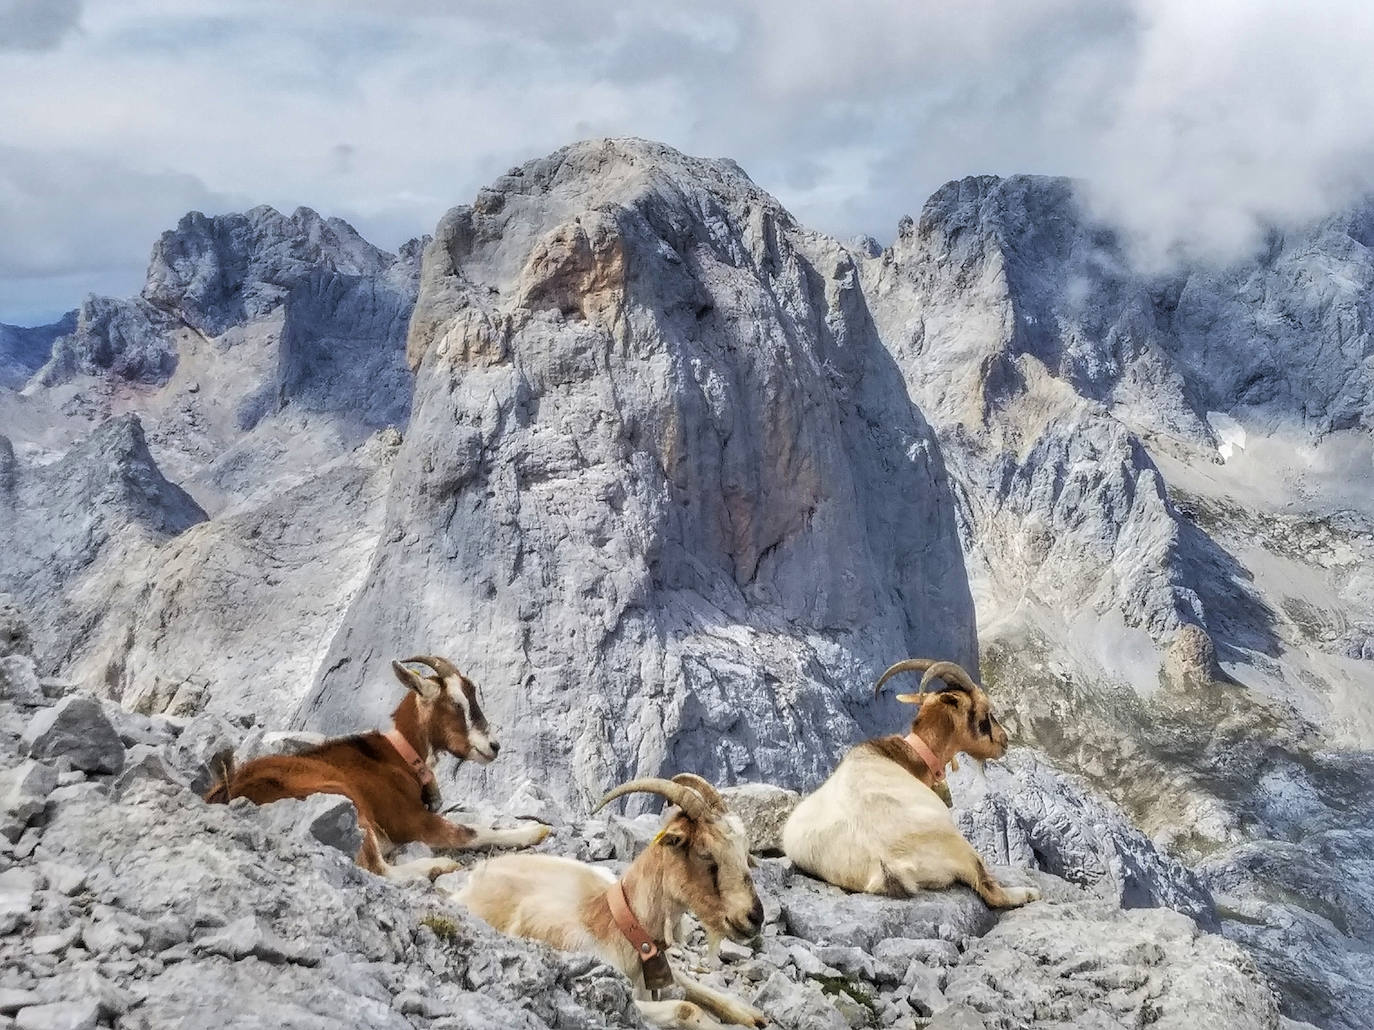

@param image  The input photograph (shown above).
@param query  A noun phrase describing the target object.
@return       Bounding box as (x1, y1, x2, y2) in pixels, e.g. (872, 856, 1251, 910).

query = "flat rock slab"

(941, 900, 1280, 1030)
(778, 866, 998, 950)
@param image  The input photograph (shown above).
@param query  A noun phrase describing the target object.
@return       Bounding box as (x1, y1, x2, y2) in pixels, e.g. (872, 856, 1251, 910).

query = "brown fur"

(204, 659, 537, 878)
(862, 685, 1011, 786)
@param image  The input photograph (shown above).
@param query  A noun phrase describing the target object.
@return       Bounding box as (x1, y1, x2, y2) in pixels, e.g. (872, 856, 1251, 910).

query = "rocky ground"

(2, 635, 1289, 1030)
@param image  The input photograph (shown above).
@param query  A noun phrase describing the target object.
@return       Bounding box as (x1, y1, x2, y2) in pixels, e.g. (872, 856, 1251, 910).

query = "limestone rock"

(0, 414, 206, 670)
(0, 312, 74, 389)
(0, 599, 34, 660)
(952, 750, 1215, 925)
(720, 782, 801, 854)
(165, 713, 236, 795)
(21, 697, 125, 775)
(142, 206, 393, 338)
(0, 657, 45, 707)
(257, 794, 364, 857)
(36, 296, 175, 386)
(2, 760, 58, 843)
(940, 902, 1279, 1030)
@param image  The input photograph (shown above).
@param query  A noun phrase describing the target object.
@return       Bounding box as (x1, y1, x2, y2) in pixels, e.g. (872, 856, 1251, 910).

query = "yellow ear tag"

(949, 756, 960, 772)
(650, 827, 670, 846)
(894, 692, 926, 705)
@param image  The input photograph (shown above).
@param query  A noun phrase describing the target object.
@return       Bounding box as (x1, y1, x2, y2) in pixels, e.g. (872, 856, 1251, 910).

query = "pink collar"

(383, 728, 435, 788)
(903, 731, 946, 784)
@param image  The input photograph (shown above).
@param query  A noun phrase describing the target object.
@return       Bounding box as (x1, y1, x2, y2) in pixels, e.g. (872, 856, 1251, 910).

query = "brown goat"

(205, 656, 548, 880)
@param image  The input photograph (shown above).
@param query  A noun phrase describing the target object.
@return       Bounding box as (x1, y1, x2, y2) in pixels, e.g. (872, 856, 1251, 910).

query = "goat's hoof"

(1006, 885, 1041, 906)
(717, 1003, 768, 1027)
(526, 823, 552, 845)
(427, 859, 462, 881)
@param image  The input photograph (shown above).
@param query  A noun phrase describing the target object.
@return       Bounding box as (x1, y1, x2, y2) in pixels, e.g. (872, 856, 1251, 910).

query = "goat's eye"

(979, 716, 992, 736)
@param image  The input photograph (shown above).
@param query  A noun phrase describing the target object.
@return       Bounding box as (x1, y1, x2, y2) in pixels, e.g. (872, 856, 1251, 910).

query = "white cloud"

(1, 0, 1373, 322)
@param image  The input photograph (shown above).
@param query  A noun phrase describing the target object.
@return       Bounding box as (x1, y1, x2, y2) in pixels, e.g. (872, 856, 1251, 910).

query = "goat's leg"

(675, 972, 768, 1028)
(966, 856, 1040, 909)
(634, 999, 729, 1030)
(886, 833, 1038, 908)
(411, 811, 550, 852)
(355, 826, 390, 876)
(386, 855, 462, 882)
(357, 823, 459, 882)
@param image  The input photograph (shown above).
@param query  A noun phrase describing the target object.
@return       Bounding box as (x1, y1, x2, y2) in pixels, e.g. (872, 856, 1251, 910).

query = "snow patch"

(1206, 411, 1247, 462)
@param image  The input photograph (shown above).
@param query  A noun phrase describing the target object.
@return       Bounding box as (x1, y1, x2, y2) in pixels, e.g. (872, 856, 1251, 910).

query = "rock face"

(300, 139, 976, 803)
(0, 204, 419, 686)
(5, 204, 419, 517)
(0, 414, 206, 670)
(952, 751, 1214, 925)
(86, 430, 400, 722)
(37, 296, 177, 386)
(0, 312, 75, 389)
(141, 205, 395, 338)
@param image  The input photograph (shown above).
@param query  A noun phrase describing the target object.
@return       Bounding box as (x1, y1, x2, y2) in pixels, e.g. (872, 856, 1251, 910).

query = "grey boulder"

(21, 696, 125, 775)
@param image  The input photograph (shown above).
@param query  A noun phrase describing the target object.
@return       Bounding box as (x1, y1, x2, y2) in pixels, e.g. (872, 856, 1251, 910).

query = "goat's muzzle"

(727, 893, 765, 942)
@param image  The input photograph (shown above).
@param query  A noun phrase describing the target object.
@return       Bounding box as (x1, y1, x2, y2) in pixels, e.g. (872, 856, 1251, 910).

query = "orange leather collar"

(903, 731, 946, 784)
(606, 881, 673, 990)
(383, 728, 435, 787)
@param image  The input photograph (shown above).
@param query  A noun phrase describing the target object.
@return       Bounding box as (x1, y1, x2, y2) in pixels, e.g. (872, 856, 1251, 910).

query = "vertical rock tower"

(300, 140, 975, 799)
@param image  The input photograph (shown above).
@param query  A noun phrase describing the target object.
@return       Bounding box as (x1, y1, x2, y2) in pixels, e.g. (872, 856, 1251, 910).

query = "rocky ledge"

(0, 645, 1286, 1030)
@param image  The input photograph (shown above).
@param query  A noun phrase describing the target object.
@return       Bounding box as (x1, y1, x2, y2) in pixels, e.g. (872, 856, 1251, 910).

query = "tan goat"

(205, 655, 548, 880)
(782, 658, 1040, 908)
(453, 775, 769, 1030)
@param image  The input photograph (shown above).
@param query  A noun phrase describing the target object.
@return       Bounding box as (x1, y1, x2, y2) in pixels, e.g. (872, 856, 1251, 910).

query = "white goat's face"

(658, 811, 763, 943)
(392, 660, 500, 764)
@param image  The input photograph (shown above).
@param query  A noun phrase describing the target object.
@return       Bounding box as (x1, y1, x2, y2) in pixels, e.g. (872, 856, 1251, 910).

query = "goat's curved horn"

(917, 661, 981, 695)
(400, 655, 462, 680)
(593, 778, 712, 822)
(671, 773, 725, 812)
(873, 658, 941, 697)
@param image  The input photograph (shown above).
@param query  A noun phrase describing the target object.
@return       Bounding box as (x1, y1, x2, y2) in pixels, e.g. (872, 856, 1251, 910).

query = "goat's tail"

(202, 752, 237, 804)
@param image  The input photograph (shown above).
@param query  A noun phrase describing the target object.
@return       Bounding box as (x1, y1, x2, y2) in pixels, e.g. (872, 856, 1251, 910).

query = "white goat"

(783, 658, 1040, 908)
(453, 774, 769, 1030)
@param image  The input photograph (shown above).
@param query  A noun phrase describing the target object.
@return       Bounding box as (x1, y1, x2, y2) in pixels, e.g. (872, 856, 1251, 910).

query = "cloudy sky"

(3, 0, 1374, 325)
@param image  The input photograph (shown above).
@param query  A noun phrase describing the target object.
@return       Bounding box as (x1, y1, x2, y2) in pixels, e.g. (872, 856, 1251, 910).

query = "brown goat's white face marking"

(445, 672, 498, 763)
(393, 660, 501, 765)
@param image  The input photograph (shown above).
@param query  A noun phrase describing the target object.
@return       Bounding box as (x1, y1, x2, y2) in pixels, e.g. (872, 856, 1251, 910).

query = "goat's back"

(204, 752, 367, 813)
(782, 744, 954, 892)
(455, 854, 616, 961)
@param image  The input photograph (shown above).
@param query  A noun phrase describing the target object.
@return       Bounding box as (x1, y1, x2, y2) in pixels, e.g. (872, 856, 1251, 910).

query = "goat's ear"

(392, 661, 441, 700)
(939, 692, 964, 707)
(656, 824, 691, 849)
